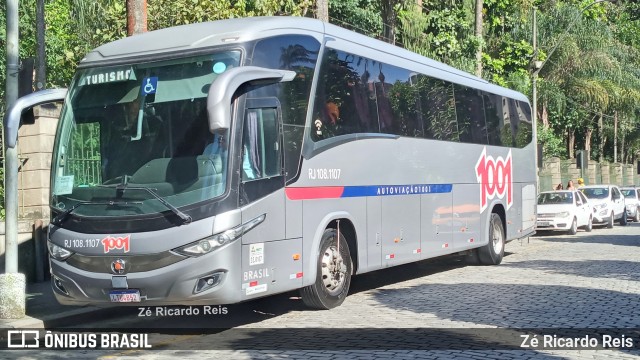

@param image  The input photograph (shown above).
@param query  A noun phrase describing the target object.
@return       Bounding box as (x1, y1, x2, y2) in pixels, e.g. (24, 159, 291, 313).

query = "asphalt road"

(3, 221, 640, 359)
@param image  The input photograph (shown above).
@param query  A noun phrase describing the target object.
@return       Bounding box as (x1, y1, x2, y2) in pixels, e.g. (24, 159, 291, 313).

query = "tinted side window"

(310, 48, 529, 148)
(376, 64, 423, 137)
(503, 98, 533, 147)
(251, 35, 320, 183)
(312, 49, 380, 140)
(416, 75, 458, 141)
(514, 100, 533, 147)
(484, 93, 503, 146)
(454, 84, 487, 144)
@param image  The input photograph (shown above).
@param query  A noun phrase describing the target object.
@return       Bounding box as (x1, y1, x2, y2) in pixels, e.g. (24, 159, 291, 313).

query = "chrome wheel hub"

(320, 243, 347, 295)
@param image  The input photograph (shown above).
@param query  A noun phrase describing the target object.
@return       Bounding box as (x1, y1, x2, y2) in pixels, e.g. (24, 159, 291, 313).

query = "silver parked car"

(621, 187, 640, 222)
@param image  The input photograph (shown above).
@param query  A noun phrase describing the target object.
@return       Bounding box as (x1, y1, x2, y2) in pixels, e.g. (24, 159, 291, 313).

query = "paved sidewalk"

(0, 280, 109, 329)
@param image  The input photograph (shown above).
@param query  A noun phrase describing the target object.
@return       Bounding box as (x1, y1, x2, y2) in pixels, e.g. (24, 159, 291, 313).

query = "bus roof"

(80, 16, 528, 103)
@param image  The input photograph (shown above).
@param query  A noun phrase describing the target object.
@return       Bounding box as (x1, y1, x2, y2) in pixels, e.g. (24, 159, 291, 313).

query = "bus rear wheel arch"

(300, 227, 353, 309)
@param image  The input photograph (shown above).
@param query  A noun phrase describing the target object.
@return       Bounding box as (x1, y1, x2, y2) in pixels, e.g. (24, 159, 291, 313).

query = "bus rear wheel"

(478, 213, 505, 265)
(300, 228, 352, 309)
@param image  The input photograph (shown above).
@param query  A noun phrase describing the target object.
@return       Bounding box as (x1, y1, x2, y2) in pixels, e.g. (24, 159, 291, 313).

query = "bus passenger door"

(239, 99, 299, 296)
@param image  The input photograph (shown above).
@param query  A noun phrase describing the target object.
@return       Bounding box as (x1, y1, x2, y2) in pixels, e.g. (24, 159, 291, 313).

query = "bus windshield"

(51, 51, 241, 217)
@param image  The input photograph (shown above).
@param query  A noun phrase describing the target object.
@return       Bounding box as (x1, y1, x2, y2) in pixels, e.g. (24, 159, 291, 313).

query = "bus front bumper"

(49, 242, 243, 306)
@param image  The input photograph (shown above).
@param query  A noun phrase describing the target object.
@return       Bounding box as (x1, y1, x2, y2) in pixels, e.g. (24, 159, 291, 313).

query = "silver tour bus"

(16, 17, 537, 309)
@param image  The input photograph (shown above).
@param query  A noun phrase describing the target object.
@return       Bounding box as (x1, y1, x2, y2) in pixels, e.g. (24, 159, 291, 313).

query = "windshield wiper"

(52, 200, 143, 225)
(98, 183, 192, 225)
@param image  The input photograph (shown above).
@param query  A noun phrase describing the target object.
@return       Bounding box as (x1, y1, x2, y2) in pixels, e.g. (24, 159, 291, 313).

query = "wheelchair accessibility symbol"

(141, 77, 158, 95)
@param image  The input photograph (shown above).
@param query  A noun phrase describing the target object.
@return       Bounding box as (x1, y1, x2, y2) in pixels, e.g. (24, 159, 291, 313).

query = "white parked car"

(580, 185, 627, 228)
(620, 187, 640, 222)
(536, 190, 593, 235)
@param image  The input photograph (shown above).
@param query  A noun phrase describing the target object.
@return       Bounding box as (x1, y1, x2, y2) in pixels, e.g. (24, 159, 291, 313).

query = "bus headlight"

(174, 214, 266, 256)
(47, 241, 74, 261)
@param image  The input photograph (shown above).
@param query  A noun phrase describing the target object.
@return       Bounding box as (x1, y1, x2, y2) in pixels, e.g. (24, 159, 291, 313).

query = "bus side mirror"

(207, 66, 295, 133)
(4, 89, 67, 148)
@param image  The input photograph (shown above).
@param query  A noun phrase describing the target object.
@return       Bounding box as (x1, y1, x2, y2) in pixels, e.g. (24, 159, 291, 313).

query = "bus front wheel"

(478, 213, 505, 265)
(300, 228, 352, 310)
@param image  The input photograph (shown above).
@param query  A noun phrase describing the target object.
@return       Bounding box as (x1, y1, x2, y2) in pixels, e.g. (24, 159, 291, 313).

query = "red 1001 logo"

(475, 148, 512, 213)
(101, 235, 131, 253)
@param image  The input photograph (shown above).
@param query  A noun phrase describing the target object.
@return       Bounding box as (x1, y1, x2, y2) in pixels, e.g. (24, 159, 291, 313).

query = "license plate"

(109, 289, 141, 303)
(537, 221, 550, 226)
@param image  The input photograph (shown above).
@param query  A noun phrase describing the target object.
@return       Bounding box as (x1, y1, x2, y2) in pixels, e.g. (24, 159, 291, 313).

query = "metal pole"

(1, 0, 26, 320)
(36, 0, 46, 91)
(532, 8, 539, 192)
(5, 0, 20, 274)
(4, 147, 19, 274)
(532, 7, 537, 127)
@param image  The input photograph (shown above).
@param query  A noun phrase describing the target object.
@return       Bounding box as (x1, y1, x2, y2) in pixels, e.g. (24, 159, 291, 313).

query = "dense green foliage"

(1, 0, 640, 217)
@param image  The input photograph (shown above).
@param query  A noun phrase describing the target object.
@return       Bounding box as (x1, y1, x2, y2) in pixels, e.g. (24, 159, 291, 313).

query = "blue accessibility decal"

(141, 77, 158, 95)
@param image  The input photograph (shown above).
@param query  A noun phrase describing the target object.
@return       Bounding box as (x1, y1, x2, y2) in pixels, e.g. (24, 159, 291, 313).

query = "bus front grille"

(65, 251, 187, 274)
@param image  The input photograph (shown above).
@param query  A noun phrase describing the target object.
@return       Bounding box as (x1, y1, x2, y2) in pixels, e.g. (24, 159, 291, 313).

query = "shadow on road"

(501, 259, 640, 281)
(534, 230, 640, 247)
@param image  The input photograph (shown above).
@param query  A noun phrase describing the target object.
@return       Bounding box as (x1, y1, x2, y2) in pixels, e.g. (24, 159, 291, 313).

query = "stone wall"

(539, 156, 639, 192)
(17, 104, 60, 220)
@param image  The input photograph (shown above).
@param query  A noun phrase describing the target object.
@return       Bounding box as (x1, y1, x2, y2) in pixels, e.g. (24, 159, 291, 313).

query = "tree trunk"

(568, 129, 575, 159)
(621, 119, 626, 164)
(127, 0, 147, 36)
(474, 0, 483, 77)
(381, 0, 399, 44)
(614, 110, 618, 163)
(598, 113, 604, 162)
(316, 0, 329, 22)
(541, 102, 549, 128)
(585, 127, 592, 161)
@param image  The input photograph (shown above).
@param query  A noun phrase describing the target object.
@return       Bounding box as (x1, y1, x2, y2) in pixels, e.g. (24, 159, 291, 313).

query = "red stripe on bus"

(285, 187, 345, 200)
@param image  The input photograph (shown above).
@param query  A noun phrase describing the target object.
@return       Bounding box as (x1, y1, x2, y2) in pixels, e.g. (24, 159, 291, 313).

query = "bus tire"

(478, 213, 504, 265)
(300, 228, 352, 310)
